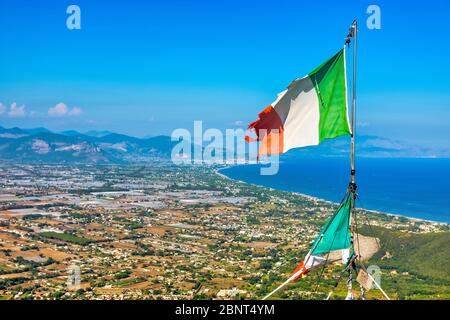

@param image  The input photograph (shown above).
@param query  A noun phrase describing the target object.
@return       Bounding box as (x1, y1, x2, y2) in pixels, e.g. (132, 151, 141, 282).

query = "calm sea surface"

(221, 158, 450, 223)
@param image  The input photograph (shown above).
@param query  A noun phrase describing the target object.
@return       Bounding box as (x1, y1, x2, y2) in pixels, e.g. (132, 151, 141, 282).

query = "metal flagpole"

(350, 19, 357, 187)
(345, 23, 391, 300)
(346, 19, 358, 301)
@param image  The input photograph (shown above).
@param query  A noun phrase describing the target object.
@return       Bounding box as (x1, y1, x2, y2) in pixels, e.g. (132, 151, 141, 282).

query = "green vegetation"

(113, 277, 146, 287)
(0, 277, 30, 290)
(341, 225, 450, 299)
(21, 245, 39, 251)
(40, 231, 91, 245)
(23, 214, 46, 220)
(361, 226, 450, 280)
(127, 222, 145, 230)
(14, 256, 55, 268)
(114, 270, 131, 280)
(246, 216, 260, 225)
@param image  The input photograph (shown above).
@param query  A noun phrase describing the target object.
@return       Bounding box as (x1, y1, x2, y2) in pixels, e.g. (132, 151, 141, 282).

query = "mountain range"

(282, 135, 450, 159)
(0, 126, 447, 163)
(0, 126, 175, 163)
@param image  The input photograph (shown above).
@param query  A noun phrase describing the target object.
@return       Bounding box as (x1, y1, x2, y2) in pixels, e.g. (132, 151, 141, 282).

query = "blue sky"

(0, 0, 449, 147)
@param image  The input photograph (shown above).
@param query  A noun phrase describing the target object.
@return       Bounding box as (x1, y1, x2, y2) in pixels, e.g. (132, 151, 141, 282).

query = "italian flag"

(262, 191, 353, 299)
(246, 48, 351, 156)
(291, 193, 352, 281)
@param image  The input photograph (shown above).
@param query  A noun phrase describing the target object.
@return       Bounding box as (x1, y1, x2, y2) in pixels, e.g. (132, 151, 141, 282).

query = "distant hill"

(59, 130, 82, 137)
(83, 130, 114, 138)
(0, 127, 177, 164)
(0, 126, 51, 138)
(361, 225, 450, 280)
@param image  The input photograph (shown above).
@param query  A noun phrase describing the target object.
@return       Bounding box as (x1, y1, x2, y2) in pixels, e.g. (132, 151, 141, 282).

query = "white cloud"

(0, 103, 5, 115)
(68, 106, 82, 116)
(48, 103, 82, 117)
(48, 103, 69, 117)
(8, 102, 27, 118)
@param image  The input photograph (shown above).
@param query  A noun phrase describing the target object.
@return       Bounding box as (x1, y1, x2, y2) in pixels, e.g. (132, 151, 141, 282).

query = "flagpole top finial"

(345, 20, 357, 45)
(345, 21, 357, 45)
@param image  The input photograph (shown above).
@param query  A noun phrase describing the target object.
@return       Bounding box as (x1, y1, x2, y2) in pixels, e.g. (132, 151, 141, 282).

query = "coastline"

(215, 166, 448, 226)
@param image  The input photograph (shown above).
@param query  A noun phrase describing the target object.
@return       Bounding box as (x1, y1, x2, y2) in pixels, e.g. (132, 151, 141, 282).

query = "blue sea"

(220, 158, 450, 223)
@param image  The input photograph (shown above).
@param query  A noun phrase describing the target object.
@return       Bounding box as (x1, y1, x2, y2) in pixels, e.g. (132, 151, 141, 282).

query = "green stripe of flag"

(308, 49, 351, 143)
(311, 193, 352, 255)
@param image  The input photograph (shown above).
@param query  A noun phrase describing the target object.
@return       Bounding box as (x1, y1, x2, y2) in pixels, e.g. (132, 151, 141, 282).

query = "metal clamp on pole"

(348, 181, 357, 193)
